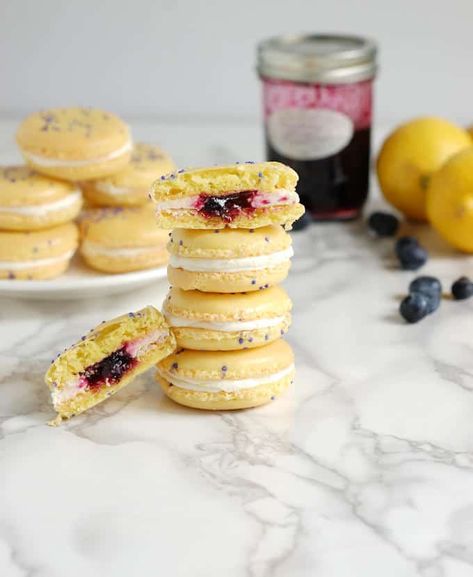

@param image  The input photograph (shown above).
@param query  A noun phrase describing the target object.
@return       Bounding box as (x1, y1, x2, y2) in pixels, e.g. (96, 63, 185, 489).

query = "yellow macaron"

(163, 286, 292, 351)
(0, 165, 82, 230)
(156, 339, 294, 410)
(151, 161, 304, 229)
(0, 222, 78, 280)
(167, 225, 292, 293)
(46, 305, 176, 423)
(82, 143, 175, 207)
(79, 206, 169, 273)
(16, 107, 132, 181)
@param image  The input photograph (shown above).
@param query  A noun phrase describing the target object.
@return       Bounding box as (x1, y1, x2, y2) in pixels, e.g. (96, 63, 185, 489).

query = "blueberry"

(400, 293, 429, 323)
(395, 236, 428, 270)
(409, 276, 442, 297)
(422, 291, 441, 314)
(395, 236, 418, 258)
(451, 276, 473, 300)
(368, 211, 400, 237)
(292, 212, 311, 231)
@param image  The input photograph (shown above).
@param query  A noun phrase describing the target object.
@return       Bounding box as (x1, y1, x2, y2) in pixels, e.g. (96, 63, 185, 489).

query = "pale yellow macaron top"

(80, 207, 169, 248)
(0, 222, 78, 261)
(151, 161, 298, 200)
(168, 225, 291, 259)
(0, 165, 78, 206)
(158, 339, 294, 381)
(91, 143, 175, 191)
(164, 286, 292, 322)
(16, 107, 131, 160)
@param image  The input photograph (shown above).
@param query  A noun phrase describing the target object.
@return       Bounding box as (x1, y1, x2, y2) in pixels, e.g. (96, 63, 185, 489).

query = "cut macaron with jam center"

(167, 226, 293, 293)
(163, 285, 292, 350)
(156, 339, 295, 410)
(45, 306, 176, 423)
(151, 161, 304, 229)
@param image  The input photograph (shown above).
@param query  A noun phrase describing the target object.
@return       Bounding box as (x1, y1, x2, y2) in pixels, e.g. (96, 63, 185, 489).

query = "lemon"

(377, 117, 471, 221)
(427, 147, 473, 252)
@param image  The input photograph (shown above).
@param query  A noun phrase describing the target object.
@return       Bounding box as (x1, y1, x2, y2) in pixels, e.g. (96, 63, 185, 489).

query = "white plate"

(0, 256, 167, 300)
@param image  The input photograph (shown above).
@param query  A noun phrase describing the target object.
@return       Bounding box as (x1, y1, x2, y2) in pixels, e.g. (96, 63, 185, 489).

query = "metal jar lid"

(257, 33, 377, 84)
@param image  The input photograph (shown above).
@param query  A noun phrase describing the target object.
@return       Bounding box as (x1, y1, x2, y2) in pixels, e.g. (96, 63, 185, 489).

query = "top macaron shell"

(82, 143, 176, 207)
(151, 161, 304, 229)
(0, 165, 82, 230)
(16, 108, 132, 181)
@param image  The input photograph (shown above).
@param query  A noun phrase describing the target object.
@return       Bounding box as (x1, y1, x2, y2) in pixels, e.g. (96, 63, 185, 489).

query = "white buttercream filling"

(94, 182, 141, 196)
(157, 364, 295, 393)
(164, 312, 286, 332)
(169, 246, 293, 273)
(0, 250, 75, 271)
(0, 190, 81, 217)
(81, 240, 164, 259)
(24, 140, 132, 168)
(52, 329, 168, 405)
(155, 189, 299, 211)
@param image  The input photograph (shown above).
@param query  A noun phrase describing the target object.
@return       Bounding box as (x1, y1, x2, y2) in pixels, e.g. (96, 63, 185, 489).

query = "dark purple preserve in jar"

(257, 34, 377, 221)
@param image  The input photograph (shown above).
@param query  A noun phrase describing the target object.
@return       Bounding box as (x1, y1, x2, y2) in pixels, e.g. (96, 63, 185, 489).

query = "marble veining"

(1, 119, 473, 577)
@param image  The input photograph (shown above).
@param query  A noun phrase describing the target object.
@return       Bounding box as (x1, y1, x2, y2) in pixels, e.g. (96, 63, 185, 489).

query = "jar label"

(267, 107, 354, 161)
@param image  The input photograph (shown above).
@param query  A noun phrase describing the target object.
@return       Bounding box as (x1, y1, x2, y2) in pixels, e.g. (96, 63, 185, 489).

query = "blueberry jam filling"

(195, 191, 257, 222)
(80, 346, 137, 391)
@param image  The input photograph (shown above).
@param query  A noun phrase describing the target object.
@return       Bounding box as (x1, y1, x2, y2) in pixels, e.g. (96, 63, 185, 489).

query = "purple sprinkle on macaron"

(8, 272, 15, 279)
(270, 396, 275, 401)
(264, 334, 269, 341)
(248, 337, 253, 342)
(238, 337, 244, 344)
(177, 169, 185, 173)
(221, 365, 227, 372)
(179, 240, 183, 246)
(251, 279, 256, 285)
(258, 172, 263, 178)
(171, 362, 178, 370)
(264, 237, 270, 242)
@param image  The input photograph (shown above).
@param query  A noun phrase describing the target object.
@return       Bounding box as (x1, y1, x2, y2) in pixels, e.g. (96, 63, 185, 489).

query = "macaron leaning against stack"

(81, 143, 176, 207)
(151, 161, 304, 229)
(16, 107, 132, 181)
(45, 306, 176, 423)
(0, 222, 78, 280)
(167, 226, 293, 293)
(163, 285, 292, 350)
(0, 166, 82, 231)
(80, 207, 169, 273)
(156, 339, 295, 410)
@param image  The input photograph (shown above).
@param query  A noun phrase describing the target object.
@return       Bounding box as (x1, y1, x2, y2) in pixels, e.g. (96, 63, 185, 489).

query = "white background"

(1, 0, 472, 126)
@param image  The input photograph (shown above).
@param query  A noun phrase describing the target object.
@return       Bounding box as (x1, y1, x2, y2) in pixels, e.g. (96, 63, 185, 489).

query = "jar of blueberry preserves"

(257, 34, 377, 221)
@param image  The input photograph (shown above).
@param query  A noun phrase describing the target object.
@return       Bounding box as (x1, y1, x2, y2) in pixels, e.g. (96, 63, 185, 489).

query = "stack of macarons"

(0, 107, 174, 280)
(150, 161, 304, 410)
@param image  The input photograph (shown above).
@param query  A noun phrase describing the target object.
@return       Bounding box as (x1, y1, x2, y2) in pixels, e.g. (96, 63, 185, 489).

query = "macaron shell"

(167, 262, 291, 293)
(81, 245, 168, 274)
(158, 370, 293, 410)
(170, 320, 290, 351)
(155, 203, 304, 230)
(17, 108, 130, 158)
(158, 339, 294, 380)
(151, 162, 298, 200)
(0, 222, 78, 260)
(169, 226, 291, 258)
(164, 286, 292, 321)
(17, 108, 131, 181)
(0, 166, 76, 205)
(80, 207, 169, 248)
(82, 143, 176, 207)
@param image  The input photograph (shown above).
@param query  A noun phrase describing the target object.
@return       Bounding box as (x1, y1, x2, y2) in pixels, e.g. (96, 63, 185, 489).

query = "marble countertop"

(1, 118, 473, 577)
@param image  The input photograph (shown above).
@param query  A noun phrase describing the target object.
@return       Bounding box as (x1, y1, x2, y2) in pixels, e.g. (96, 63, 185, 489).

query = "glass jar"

(257, 34, 377, 221)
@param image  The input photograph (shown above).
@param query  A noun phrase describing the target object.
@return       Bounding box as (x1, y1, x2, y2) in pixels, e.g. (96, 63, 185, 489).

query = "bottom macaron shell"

(25, 151, 131, 182)
(81, 247, 168, 274)
(157, 369, 293, 410)
(167, 262, 291, 293)
(172, 319, 290, 351)
(0, 256, 73, 280)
